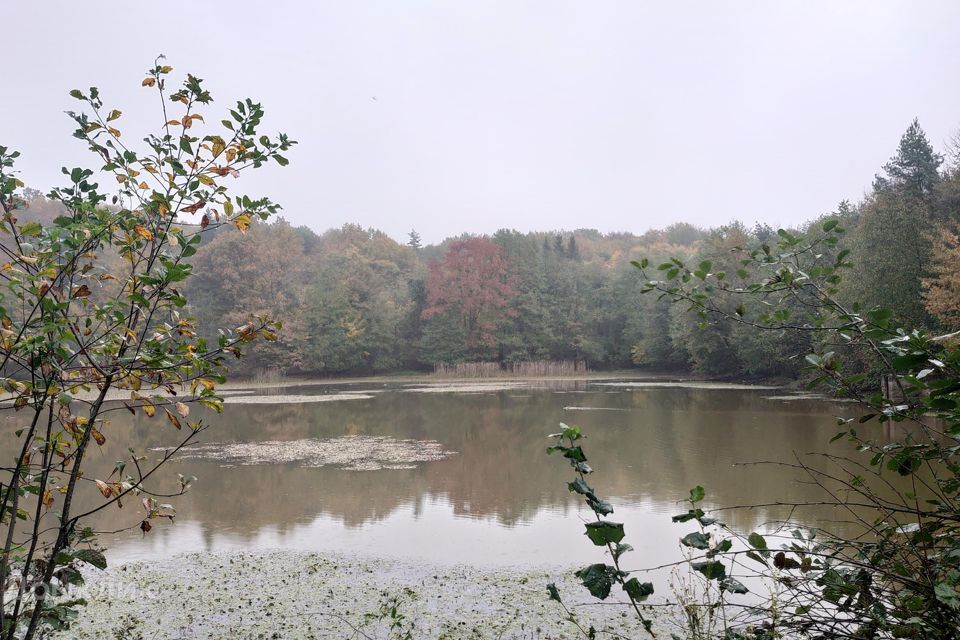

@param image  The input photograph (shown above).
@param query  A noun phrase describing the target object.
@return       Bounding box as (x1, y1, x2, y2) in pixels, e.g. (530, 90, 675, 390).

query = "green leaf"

(689, 485, 705, 502)
(587, 496, 614, 516)
(612, 543, 633, 561)
(623, 578, 654, 602)
(748, 532, 769, 557)
(574, 564, 621, 600)
(546, 582, 562, 603)
(707, 538, 733, 558)
(691, 560, 726, 580)
(721, 578, 749, 594)
(568, 478, 593, 495)
(681, 532, 711, 549)
(73, 549, 107, 570)
(584, 521, 625, 546)
(935, 583, 960, 609)
(20, 222, 42, 237)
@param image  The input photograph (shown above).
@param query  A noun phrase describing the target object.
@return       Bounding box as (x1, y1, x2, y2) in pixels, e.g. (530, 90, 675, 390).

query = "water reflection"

(11, 381, 905, 566)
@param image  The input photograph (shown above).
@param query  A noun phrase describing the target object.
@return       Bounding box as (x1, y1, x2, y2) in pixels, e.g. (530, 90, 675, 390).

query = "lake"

(67, 377, 882, 574)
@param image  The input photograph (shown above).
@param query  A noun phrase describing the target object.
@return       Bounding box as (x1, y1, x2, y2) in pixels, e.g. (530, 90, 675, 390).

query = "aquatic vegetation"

(169, 435, 456, 470)
(223, 393, 374, 404)
(66, 550, 656, 639)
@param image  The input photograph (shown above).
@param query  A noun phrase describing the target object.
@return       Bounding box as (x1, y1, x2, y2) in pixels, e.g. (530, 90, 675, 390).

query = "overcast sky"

(7, 1, 960, 243)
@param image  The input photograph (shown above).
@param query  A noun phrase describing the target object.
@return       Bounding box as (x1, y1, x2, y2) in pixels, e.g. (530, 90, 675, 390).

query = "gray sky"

(7, 1, 960, 243)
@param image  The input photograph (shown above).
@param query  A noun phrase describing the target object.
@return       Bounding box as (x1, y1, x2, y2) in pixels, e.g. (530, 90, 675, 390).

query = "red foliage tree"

(422, 237, 519, 348)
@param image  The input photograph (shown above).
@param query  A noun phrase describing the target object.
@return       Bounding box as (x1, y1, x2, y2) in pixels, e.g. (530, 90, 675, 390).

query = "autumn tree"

(303, 224, 417, 372)
(421, 237, 518, 361)
(187, 218, 308, 373)
(922, 224, 960, 329)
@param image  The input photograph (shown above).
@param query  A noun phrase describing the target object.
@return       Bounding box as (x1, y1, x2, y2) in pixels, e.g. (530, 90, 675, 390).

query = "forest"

(14, 118, 960, 382)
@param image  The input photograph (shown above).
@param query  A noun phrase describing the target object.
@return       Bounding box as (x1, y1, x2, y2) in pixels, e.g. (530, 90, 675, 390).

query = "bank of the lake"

(67, 550, 658, 639)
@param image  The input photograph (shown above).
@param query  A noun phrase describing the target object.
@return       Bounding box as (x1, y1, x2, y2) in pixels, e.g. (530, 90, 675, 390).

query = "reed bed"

(432, 360, 589, 378)
(251, 366, 288, 394)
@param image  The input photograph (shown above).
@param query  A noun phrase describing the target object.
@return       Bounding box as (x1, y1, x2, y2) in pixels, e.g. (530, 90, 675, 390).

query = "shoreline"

(66, 549, 661, 639)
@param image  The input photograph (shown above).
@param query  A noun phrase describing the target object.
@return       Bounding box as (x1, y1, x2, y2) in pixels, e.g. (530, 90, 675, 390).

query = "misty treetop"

(13, 119, 960, 378)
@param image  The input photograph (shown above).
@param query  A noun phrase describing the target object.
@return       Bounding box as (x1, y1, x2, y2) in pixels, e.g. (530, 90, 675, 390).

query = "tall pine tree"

(847, 119, 943, 327)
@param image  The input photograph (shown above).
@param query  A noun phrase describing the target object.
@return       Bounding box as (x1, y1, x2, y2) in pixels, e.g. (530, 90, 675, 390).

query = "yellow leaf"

(199, 378, 215, 392)
(211, 136, 226, 157)
(234, 213, 252, 234)
(91, 427, 106, 446)
(133, 225, 154, 241)
(159, 65, 173, 73)
(42, 490, 54, 510)
(166, 119, 181, 127)
(197, 174, 215, 186)
(107, 109, 122, 122)
(142, 402, 155, 418)
(223, 200, 234, 216)
(108, 127, 121, 138)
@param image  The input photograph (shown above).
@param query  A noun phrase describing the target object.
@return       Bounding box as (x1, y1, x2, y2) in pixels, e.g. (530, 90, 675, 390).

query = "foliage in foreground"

(551, 217, 960, 637)
(0, 60, 293, 639)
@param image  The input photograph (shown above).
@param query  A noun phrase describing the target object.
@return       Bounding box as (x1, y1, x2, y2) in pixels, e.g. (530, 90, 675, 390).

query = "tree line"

(16, 119, 960, 379)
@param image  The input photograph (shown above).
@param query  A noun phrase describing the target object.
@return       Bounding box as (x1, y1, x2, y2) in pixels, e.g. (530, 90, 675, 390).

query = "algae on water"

(167, 435, 455, 470)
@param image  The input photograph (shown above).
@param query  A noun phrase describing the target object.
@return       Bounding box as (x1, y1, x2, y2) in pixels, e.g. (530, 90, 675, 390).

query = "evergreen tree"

(846, 120, 943, 327)
(880, 118, 942, 199)
(407, 229, 422, 249)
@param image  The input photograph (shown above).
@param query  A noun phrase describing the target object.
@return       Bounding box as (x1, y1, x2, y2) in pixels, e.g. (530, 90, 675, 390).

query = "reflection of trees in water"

(41, 388, 917, 547)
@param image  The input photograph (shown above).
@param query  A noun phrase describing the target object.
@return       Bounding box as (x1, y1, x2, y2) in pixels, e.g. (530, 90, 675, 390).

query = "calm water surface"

(67, 379, 887, 569)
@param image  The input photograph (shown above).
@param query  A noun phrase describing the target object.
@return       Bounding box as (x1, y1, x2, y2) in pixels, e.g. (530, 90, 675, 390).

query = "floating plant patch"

(223, 393, 374, 404)
(596, 381, 781, 390)
(169, 435, 455, 470)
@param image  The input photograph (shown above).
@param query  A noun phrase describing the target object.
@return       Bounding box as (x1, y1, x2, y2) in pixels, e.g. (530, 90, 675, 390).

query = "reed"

(432, 360, 588, 378)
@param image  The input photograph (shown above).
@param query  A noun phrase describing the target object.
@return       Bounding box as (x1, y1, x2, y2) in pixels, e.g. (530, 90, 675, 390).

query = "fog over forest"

(7, 1, 960, 242)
